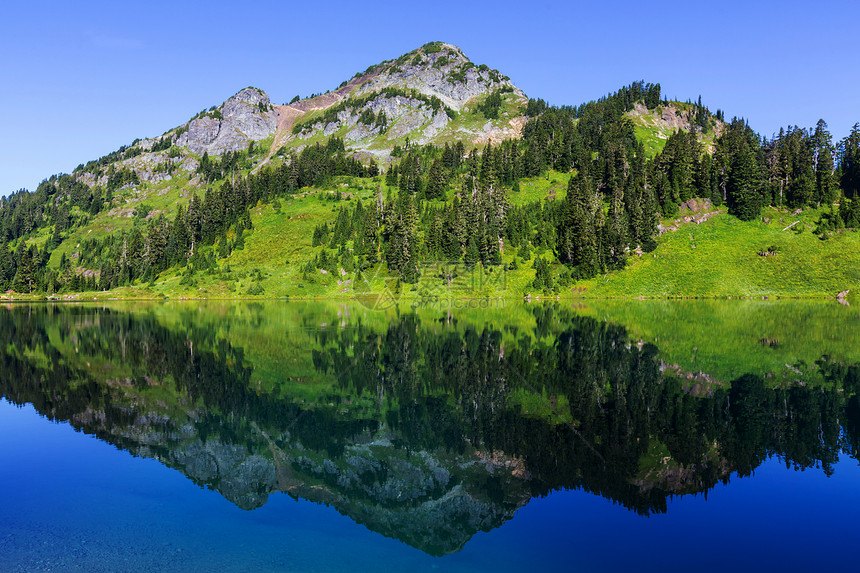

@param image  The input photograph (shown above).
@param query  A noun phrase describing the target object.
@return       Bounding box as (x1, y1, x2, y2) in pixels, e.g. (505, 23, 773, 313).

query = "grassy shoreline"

(12, 187, 859, 302)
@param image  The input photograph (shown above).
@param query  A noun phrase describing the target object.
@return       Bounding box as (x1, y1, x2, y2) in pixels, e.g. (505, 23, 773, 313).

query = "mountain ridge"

(66, 42, 717, 194)
(67, 41, 530, 192)
(3, 41, 858, 302)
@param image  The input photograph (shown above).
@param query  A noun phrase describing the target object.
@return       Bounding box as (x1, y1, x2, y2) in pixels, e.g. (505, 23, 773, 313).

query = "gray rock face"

(415, 109, 451, 143)
(119, 151, 178, 184)
(365, 95, 435, 122)
(386, 109, 435, 140)
(345, 123, 382, 142)
(298, 94, 442, 144)
(176, 87, 277, 156)
(76, 171, 98, 188)
(323, 121, 340, 137)
(76, 150, 182, 188)
(292, 44, 521, 149)
(352, 43, 524, 111)
(179, 156, 199, 172)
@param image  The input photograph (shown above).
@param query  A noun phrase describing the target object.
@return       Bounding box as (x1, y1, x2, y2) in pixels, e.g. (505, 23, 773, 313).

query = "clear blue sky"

(2, 0, 857, 195)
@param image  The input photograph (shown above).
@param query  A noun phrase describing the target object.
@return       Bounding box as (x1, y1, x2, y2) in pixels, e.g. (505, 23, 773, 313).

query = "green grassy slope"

(627, 101, 721, 158)
(578, 206, 860, 298)
(6, 80, 853, 303)
(21, 193, 858, 303)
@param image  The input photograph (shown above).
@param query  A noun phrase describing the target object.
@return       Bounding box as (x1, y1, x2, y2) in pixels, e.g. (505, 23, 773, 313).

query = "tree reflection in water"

(1, 302, 858, 555)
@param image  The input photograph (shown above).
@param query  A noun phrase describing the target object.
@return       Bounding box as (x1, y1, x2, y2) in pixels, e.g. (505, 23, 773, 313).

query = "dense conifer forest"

(1, 79, 858, 295)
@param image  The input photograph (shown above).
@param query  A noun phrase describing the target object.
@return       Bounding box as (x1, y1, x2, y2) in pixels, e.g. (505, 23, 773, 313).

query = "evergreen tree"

(604, 189, 629, 270)
(813, 119, 835, 205)
(532, 257, 554, 291)
(425, 159, 447, 200)
(357, 204, 380, 268)
(557, 173, 599, 276)
(0, 243, 14, 290)
(464, 235, 479, 268)
(839, 124, 860, 199)
(12, 246, 36, 293)
(728, 149, 762, 221)
(384, 191, 420, 281)
(385, 165, 398, 188)
(517, 241, 532, 261)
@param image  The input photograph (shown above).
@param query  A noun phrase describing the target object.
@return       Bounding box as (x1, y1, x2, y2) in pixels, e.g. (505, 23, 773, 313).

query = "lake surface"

(1, 300, 859, 572)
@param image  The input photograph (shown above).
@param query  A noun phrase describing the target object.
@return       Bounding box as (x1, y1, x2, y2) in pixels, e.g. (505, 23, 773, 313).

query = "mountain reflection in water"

(1, 302, 858, 556)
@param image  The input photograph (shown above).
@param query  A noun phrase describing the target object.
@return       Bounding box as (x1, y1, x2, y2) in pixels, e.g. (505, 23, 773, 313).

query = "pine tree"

(385, 165, 398, 188)
(0, 243, 14, 290)
(557, 173, 599, 276)
(624, 145, 647, 246)
(841, 124, 860, 199)
(355, 206, 378, 268)
(517, 241, 532, 261)
(12, 246, 36, 293)
(816, 143, 835, 205)
(604, 189, 629, 270)
(488, 235, 502, 266)
(813, 119, 836, 205)
(728, 149, 762, 220)
(464, 235, 479, 268)
(532, 257, 554, 291)
(425, 159, 446, 200)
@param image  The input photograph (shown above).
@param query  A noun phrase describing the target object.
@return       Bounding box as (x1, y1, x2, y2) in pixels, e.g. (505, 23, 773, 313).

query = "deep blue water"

(2, 301, 860, 571)
(3, 398, 860, 572)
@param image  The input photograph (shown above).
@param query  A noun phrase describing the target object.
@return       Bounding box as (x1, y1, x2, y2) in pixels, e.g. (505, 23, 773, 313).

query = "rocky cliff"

(350, 42, 522, 111)
(280, 42, 527, 152)
(175, 87, 277, 156)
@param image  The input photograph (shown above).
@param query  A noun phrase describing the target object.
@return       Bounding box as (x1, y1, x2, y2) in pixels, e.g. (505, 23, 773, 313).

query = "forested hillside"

(1, 43, 858, 299)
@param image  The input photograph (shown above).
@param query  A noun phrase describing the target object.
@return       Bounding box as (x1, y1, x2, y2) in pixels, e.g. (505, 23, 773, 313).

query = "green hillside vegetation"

(579, 204, 860, 298)
(628, 98, 723, 158)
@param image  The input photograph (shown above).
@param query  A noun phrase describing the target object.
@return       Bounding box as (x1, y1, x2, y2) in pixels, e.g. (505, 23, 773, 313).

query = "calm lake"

(1, 300, 859, 572)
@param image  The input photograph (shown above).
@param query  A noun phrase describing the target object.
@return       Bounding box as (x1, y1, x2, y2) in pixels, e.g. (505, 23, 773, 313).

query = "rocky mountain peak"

(268, 42, 527, 155)
(176, 86, 277, 156)
(75, 44, 529, 188)
(348, 42, 522, 111)
(221, 87, 271, 116)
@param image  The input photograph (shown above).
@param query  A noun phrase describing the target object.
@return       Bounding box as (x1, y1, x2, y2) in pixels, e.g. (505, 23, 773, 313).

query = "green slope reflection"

(1, 302, 859, 556)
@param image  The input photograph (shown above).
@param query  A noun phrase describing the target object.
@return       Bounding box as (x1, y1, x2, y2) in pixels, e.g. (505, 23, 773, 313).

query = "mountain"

(123, 42, 525, 166)
(1, 41, 858, 301)
(176, 87, 278, 156)
(274, 42, 527, 155)
(65, 42, 528, 203)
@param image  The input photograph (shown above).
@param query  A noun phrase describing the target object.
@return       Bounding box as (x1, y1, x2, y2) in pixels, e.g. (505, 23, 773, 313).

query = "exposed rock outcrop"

(350, 43, 524, 111)
(627, 101, 726, 153)
(76, 151, 186, 188)
(176, 87, 277, 156)
(279, 43, 526, 153)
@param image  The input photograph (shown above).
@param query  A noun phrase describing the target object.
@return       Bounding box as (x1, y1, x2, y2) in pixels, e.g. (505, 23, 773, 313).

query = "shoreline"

(0, 292, 851, 303)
